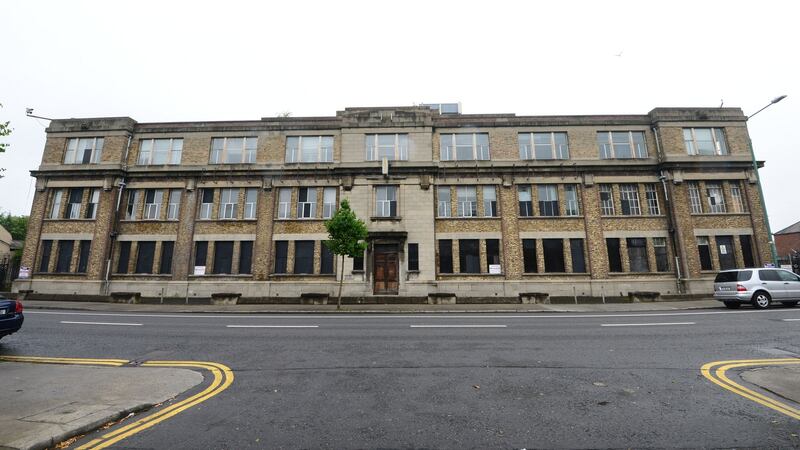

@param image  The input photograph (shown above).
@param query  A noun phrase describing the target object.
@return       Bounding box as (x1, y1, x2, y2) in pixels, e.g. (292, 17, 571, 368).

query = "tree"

(323, 199, 368, 310)
(0, 103, 11, 178)
(0, 213, 27, 240)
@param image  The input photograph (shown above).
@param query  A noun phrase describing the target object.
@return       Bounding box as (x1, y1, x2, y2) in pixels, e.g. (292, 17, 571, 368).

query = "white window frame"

(64, 137, 104, 164)
(86, 188, 100, 219)
(144, 189, 164, 220)
(538, 184, 560, 217)
(518, 185, 533, 217)
(730, 182, 746, 213)
(483, 186, 498, 217)
(66, 188, 83, 219)
(277, 188, 291, 219)
(365, 134, 409, 161)
(597, 131, 648, 159)
(456, 186, 478, 218)
(564, 184, 580, 216)
(244, 188, 258, 219)
(219, 188, 239, 219)
(126, 190, 141, 220)
(138, 138, 183, 165)
(199, 189, 213, 220)
(644, 184, 660, 215)
(599, 184, 615, 216)
(167, 190, 181, 220)
(687, 182, 703, 214)
(210, 137, 257, 164)
(297, 187, 317, 219)
(437, 186, 451, 218)
(619, 184, 641, 216)
(519, 132, 569, 160)
(705, 182, 726, 213)
(50, 189, 63, 219)
(322, 187, 337, 219)
(683, 128, 728, 156)
(440, 133, 490, 161)
(285, 136, 334, 163)
(375, 185, 398, 218)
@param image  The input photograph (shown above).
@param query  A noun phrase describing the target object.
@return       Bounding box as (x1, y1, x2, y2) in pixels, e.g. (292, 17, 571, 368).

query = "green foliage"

(323, 199, 367, 257)
(0, 102, 10, 154)
(0, 213, 28, 240)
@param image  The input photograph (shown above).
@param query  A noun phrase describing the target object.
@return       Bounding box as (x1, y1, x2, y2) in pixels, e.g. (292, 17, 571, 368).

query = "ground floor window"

(486, 239, 500, 271)
(438, 240, 453, 274)
(570, 238, 586, 273)
(606, 238, 622, 273)
(653, 238, 669, 272)
(408, 243, 419, 271)
(697, 237, 712, 271)
(321, 244, 334, 274)
(239, 241, 253, 275)
(542, 238, 565, 273)
(716, 235, 736, 271)
(294, 241, 315, 274)
(213, 241, 234, 274)
(626, 238, 649, 272)
(352, 252, 364, 272)
(135, 241, 156, 274)
(77, 240, 91, 273)
(459, 239, 480, 273)
(55, 240, 73, 273)
(160, 241, 174, 274)
(740, 235, 755, 268)
(39, 240, 53, 272)
(522, 239, 537, 273)
(118, 242, 132, 274)
(274, 241, 288, 273)
(194, 241, 208, 269)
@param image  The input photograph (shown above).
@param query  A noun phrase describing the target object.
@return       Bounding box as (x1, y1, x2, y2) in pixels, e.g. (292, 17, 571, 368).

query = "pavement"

(742, 366, 800, 406)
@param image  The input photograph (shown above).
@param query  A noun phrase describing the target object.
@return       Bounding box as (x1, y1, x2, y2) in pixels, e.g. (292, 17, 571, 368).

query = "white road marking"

(781, 318, 800, 322)
(60, 321, 142, 326)
(410, 325, 507, 328)
(601, 322, 695, 327)
(226, 325, 319, 328)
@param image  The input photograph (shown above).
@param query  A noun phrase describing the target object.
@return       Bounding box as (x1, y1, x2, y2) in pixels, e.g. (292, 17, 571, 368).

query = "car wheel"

(751, 291, 771, 309)
(723, 301, 741, 309)
(781, 301, 799, 307)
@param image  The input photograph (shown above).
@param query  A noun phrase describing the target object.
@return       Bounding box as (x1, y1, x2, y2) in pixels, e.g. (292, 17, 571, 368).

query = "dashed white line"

(410, 325, 507, 328)
(601, 322, 695, 327)
(226, 325, 319, 328)
(60, 321, 142, 326)
(781, 318, 800, 322)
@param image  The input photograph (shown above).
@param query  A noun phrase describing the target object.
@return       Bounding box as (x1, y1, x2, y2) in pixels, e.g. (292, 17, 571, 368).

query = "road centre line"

(601, 322, 695, 327)
(226, 325, 319, 328)
(60, 321, 143, 326)
(781, 318, 800, 321)
(410, 324, 507, 328)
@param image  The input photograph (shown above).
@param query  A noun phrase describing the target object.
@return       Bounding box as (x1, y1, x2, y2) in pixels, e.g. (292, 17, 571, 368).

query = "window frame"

(705, 182, 726, 213)
(606, 238, 622, 273)
(697, 236, 713, 271)
(212, 241, 234, 274)
(244, 188, 258, 220)
(293, 240, 315, 274)
(135, 241, 156, 274)
(125, 189, 141, 221)
(322, 187, 337, 219)
(437, 186, 451, 218)
(65, 188, 83, 219)
(653, 237, 669, 272)
(219, 188, 239, 219)
(77, 240, 91, 273)
(730, 182, 746, 213)
(522, 239, 537, 273)
(438, 239, 453, 274)
(85, 188, 100, 219)
(538, 184, 560, 217)
(199, 188, 214, 220)
(542, 238, 566, 273)
(277, 188, 292, 219)
(644, 184, 660, 215)
(297, 187, 317, 219)
(626, 237, 649, 272)
(687, 182, 703, 214)
(285, 136, 334, 163)
(456, 186, 478, 218)
(519, 132, 570, 160)
(683, 128, 728, 156)
(483, 185, 498, 217)
(159, 241, 174, 274)
(64, 137, 104, 164)
(564, 184, 580, 216)
(210, 137, 257, 164)
(167, 190, 181, 220)
(518, 185, 533, 217)
(50, 189, 63, 219)
(619, 184, 641, 216)
(440, 133, 490, 161)
(143, 189, 164, 220)
(137, 138, 183, 165)
(365, 133, 409, 161)
(374, 185, 398, 218)
(408, 243, 419, 271)
(599, 184, 615, 216)
(597, 131, 648, 159)
(274, 241, 289, 274)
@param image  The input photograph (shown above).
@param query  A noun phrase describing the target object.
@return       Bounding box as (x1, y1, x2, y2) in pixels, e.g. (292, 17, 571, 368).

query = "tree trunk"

(337, 254, 344, 310)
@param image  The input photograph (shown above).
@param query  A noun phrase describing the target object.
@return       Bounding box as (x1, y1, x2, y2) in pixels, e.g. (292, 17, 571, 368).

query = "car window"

(715, 271, 751, 282)
(759, 269, 780, 281)
(777, 270, 800, 282)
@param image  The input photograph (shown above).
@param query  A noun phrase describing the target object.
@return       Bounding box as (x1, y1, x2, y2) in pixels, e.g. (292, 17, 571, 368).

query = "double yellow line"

(0, 356, 233, 449)
(701, 358, 800, 420)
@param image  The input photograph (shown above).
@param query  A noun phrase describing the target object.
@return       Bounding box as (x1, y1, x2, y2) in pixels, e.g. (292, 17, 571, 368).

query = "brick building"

(13, 106, 772, 301)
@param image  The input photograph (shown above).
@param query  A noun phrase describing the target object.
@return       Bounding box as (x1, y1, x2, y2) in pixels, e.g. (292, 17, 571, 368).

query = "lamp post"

(746, 95, 787, 266)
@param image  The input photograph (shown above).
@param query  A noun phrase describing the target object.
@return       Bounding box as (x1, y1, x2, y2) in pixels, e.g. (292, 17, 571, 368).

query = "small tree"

(324, 199, 368, 309)
(0, 103, 11, 177)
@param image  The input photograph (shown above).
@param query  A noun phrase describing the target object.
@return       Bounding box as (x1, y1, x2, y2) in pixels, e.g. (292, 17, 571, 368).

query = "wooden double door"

(373, 244, 399, 295)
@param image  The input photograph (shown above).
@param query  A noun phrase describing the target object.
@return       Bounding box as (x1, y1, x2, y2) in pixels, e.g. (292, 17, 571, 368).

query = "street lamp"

(746, 94, 787, 266)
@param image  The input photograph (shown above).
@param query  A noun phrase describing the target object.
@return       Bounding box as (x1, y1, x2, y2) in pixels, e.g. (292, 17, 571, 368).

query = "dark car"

(0, 296, 24, 340)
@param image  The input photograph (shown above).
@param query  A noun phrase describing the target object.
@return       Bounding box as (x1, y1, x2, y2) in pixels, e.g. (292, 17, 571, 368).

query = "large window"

(50, 190, 63, 219)
(239, 241, 253, 275)
(194, 241, 208, 268)
(683, 128, 728, 156)
(322, 187, 337, 219)
(366, 134, 408, 161)
(437, 186, 451, 218)
(55, 240, 73, 273)
(619, 184, 641, 216)
(117, 241, 131, 273)
(210, 137, 257, 164)
(167, 190, 181, 220)
(697, 236, 713, 270)
(705, 182, 726, 213)
(440, 133, 490, 161)
(126, 190, 141, 220)
(244, 188, 258, 219)
(644, 184, 660, 215)
(135, 241, 156, 274)
(570, 239, 586, 273)
(606, 238, 622, 272)
(138, 138, 183, 165)
(483, 186, 498, 217)
(320, 244, 334, 275)
(458, 239, 480, 273)
(66, 188, 83, 219)
(518, 186, 533, 217)
(297, 187, 317, 219)
(144, 189, 163, 220)
(486, 239, 500, 270)
(730, 182, 746, 213)
(538, 184, 559, 217)
(597, 131, 648, 159)
(565, 185, 580, 216)
(277, 188, 291, 219)
(687, 182, 703, 214)
(599, 185, 615, 215)
(274, 241, 288, 274)
(438, 240, 453, 274)
(627, 238, 649, 272)
(199, 189, 214, 220)
(160, 241, 174, 274)
(39, 240, 53, 272)
(375, 186, 397, 217)
(64, 137, 104, 164)
(219, 188, 239, 219)
(456, 186, 477, 218)
(213, 241, 234, 274)
(294, 241, 314, 274)
(522, 239, 537, 273)
(519, 132, 569, 160)
(85, 189, 100, 219)
(286, 136, 334, 163)
(543, 239, 565, 273)
(77, 240, 91, 273)
(653, 237, 669, 272)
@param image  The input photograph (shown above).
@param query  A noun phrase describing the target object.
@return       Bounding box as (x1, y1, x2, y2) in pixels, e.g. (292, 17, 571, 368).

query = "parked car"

(714, 268, 800, 309)
(0, 296, 24, 340)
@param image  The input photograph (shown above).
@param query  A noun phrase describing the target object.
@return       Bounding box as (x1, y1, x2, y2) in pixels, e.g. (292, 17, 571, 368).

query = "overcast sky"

(1, 0, 797, 234)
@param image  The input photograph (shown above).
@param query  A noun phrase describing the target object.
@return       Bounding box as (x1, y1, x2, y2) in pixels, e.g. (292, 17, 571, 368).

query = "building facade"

(13, 106, 771, 301)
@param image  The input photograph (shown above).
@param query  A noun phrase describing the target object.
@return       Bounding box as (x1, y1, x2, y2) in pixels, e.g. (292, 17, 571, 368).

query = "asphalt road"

(3, 306, 800, 449)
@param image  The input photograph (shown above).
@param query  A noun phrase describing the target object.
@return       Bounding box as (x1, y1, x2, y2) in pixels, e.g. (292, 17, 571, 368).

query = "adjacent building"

(13, 106, 771, 301)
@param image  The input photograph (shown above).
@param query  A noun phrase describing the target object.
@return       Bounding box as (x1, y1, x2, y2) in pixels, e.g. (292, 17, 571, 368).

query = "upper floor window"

(144, 189, 164, 220)
(210, 137, 257, 164)
(518, 186, 533, 217)
(440, 133, 490, 161)
(322, 187, 337, 219)
(66, 188, 83, 219)
(705, 182, 726, 213)
(437, 186, 451, 217)
(277, 188, 291, 219)
(564, 185, 580, 216)
(50, 190, 63, 219)
(683, 128, 728, 155)
(730, 182, 747, 213)
(375, 185, 397, 217)
(167, 190, 181, 220)
(366, 134, 408, 161)
(285, 136, 333, 163)
(85, 189, 100, 219)
(297, 187, 317, 218)
(597, 131, 648, 159)
(126, 190, 142, 220)
(687, 182, 703, 214)
(138, 138, 183, 165)
(199, 188, 214, 219)
(483, 186, 498, 217)
(64, 138, 104, 164)
(456, 186, 477, 218)
(519, 132, 569, 160)
(599, 184, 615, 215)
(619, 184, 641, 215)
(244, 188, 258, 219)
(219, 188, 239, 219)
(538, 184, 559, 217)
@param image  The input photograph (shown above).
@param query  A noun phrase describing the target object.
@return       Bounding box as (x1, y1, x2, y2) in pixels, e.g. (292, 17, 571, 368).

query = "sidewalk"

(0, 362, 202, 450)
(20, 298, 723, 314)
(742, 366, 800, 407)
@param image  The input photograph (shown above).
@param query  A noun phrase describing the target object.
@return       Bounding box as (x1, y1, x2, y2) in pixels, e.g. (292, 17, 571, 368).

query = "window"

(483, 186, 498, 217)
(599, 185, 615, 215)
(297, 187, 317, 218)
(440, 133, 490, 161)
(366, 134, 408, 161)
(683, 128, 728, 155)
(456, 186, 477, 217)
(219, 188, 239, 219)
(705, 182, 726, 213)
(570, 239, 586, 273)
(519, 132, 569, 160)
(135, 241, 156, 274)
(627, 238, 649, 272)
(438, 240, 453, 274)
(352, 253, 364, 272)
(644, 184, 660, 215)
(64, 137, 104, 164)
(277, 188, 291, 219)
(39, 240, 53, 272)
(144, 189, 163, 220)
(85, 189, 100, 219)
(486, 239, 500, 270)
(66, 188, 83, 219)
(322, 187, 337, 219)
(653, 237, 669, 272)
(619, 184, 641, 216)
(740, 235, 755, 267)
(697, 236, 713, 271)
(607, 238, 622, 272)
(117, 241, 131, 273)
(159, 241, 174, 274)
(274, 241, 288, 274)
(522, 239, 537, 273)
(564, 185, 580, 216)
(518, 185, 533, 217)
(124, 190, 140, 220)
(138, 138, 183, 165)
(538, 184, 559, 217)
(194, 241, 208, 268)
(730, 182, 746, 213)
(244, 188, 257, 219)
(77, 240, 91, 273)
(687, 182, 702, 214)
(716, 236, 736, 270)
(408, 243, 419, 271)
(459, 239, 480, 273)
(199, 189, 214, 220)
(375, 185, 397, 217)
(543, 239, 565, 273)
(437, 186, 451, 217)
(210, 137, 257, 164)
(285, 136, 334, 163)
(597, 131, 648, 159)
(239, 241, 253, 275)
(320, 244, 334, 274)
(294, 241, 314, 274)
(50, 190, 63, 219)
(167, 190, 181, 220)
(213, 241, 234, 274)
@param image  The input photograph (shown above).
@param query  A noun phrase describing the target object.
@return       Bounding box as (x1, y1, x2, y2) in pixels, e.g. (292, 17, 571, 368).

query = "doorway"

(373, 244, 399, 294)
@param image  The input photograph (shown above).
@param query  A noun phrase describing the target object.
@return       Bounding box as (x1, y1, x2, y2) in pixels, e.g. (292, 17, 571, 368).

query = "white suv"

(713, 268, 800, 309)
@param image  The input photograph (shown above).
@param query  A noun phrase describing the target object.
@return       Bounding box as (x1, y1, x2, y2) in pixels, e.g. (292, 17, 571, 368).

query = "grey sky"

(1, 0, 797, 232)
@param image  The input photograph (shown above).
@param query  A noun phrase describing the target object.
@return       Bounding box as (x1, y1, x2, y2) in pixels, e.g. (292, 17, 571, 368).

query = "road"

(3, 306, 800, 448)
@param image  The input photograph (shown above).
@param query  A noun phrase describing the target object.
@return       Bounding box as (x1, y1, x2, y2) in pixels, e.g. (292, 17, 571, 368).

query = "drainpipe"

(653, 127, 684, 294)
(103, 134, 132, 294)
